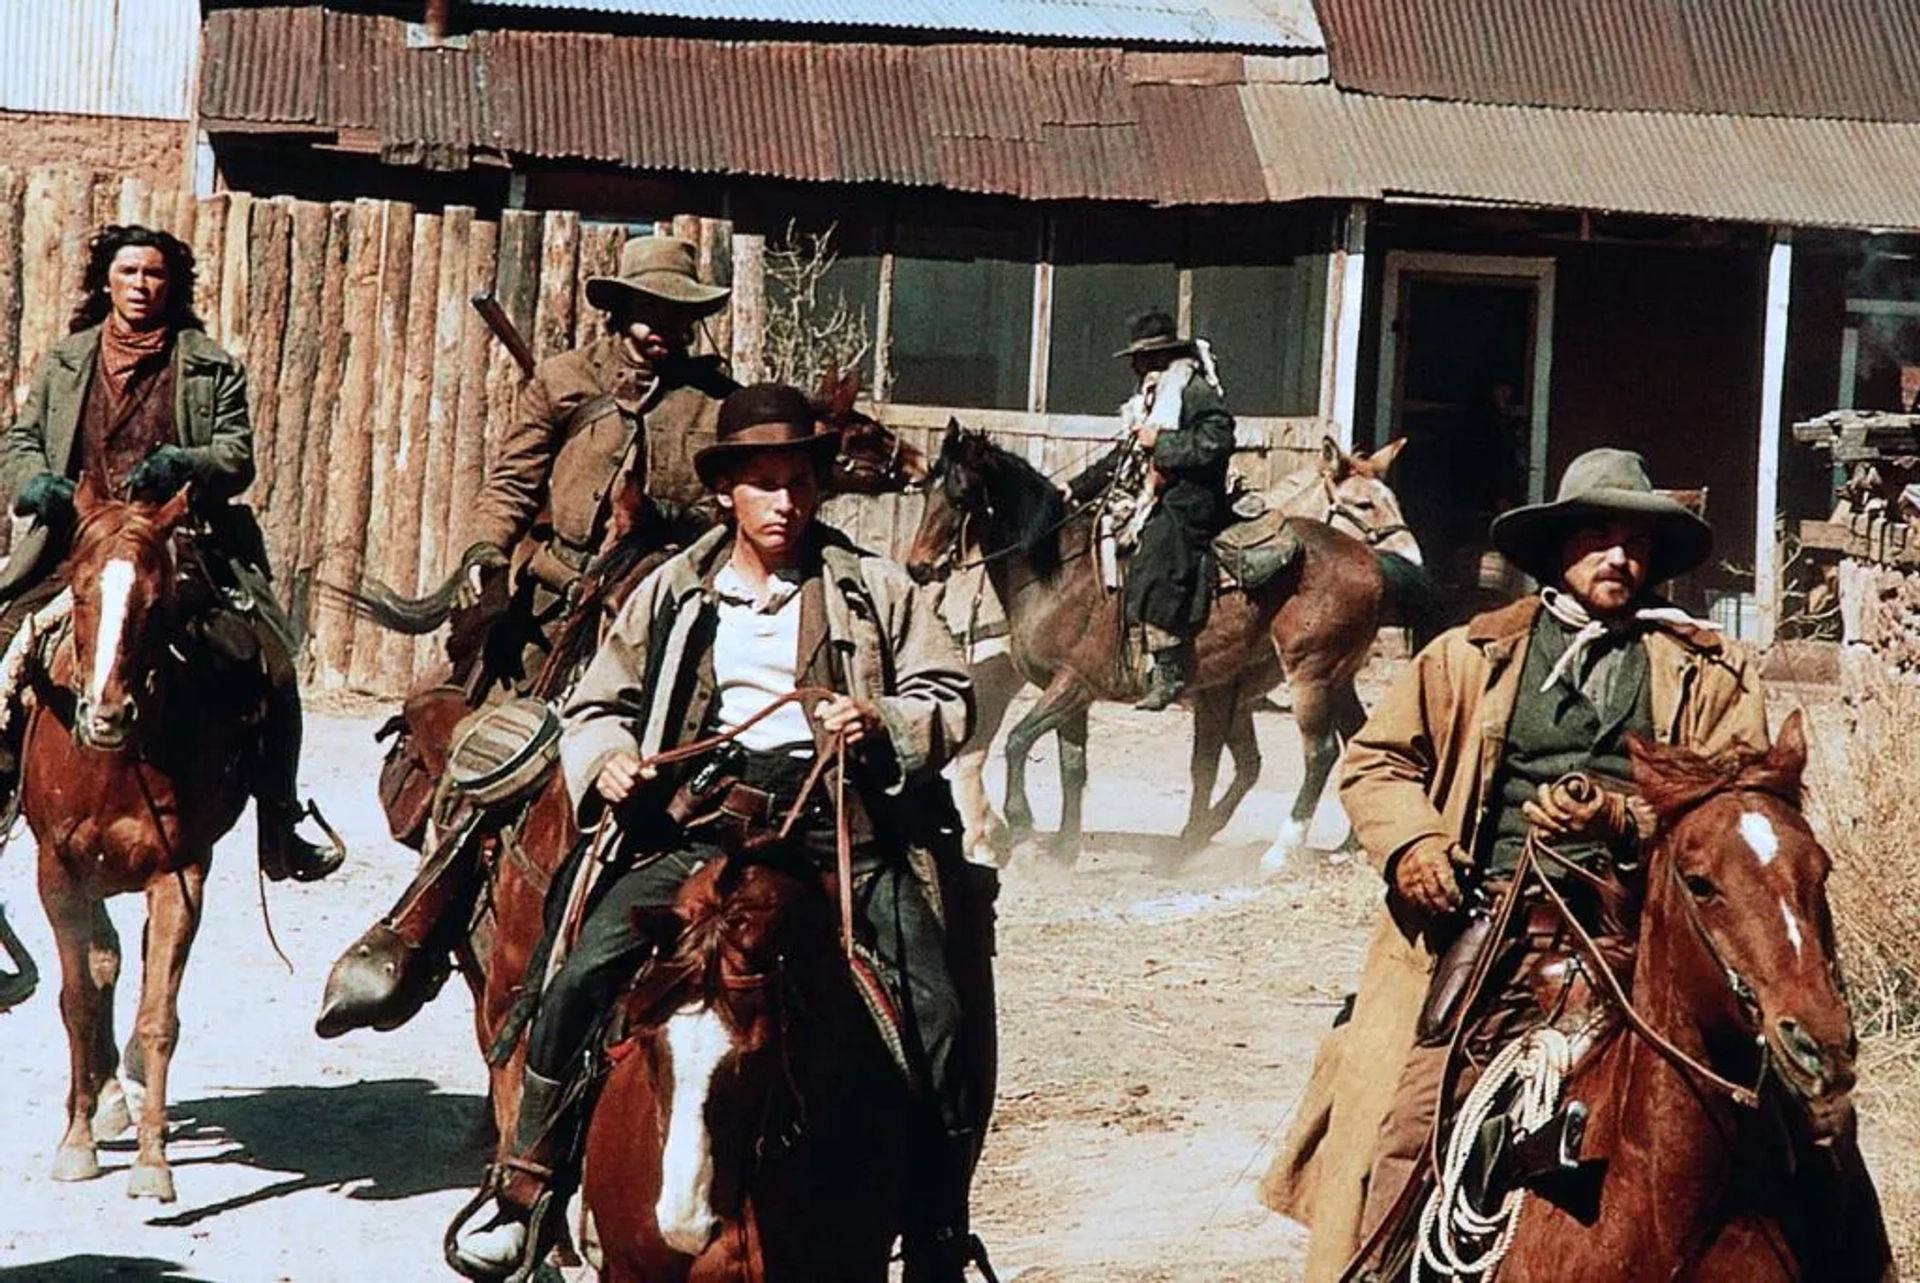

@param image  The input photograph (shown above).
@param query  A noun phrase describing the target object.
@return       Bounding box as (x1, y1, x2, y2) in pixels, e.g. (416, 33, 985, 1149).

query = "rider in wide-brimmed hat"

(1265, 446, 1773, 1278)
(451, 382, 991, 1283)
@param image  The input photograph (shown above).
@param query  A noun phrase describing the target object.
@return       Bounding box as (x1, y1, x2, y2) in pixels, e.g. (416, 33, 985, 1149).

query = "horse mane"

(972, 433, 1069, 576)
(1629, 724, 1806, 825)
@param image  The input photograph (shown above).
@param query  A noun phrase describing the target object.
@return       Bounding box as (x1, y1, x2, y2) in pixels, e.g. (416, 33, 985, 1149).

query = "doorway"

(1376, 253, 1555, 592)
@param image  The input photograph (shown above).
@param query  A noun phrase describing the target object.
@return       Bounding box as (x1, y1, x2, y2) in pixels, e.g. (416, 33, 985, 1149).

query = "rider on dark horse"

(0, 223, 339, 882)
(451, 383, 985, 1282)
(1070, 310, 1236, 712)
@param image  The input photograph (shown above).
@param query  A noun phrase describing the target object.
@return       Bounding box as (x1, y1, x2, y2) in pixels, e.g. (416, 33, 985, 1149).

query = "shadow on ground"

(0, 1257, 215, 1282)
(127, 1076, 490, 1229)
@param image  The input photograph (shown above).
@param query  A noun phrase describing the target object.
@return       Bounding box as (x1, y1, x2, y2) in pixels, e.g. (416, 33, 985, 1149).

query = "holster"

(1416, 911, 1498, 1046)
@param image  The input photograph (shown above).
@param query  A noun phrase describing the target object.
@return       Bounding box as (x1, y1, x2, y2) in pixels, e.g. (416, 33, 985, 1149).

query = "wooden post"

(349, 200, 415, 693)
(192, 192, 229, 334)
(532, 209, 579, 362)
(383, 210, 442, 685)
(1320, 201, 1369, 449)
(416, 205, 471, 673)
(88, 172, 119, 232)
(700, 217, 733, 361)
(244, 198, 292, 515)
(313, 199, 383, 687)
(574, 221, 623, 349)
(451, 215, 498, 557)
(0, 167, 26, 419)
(115, 176, 154, 230)
(730, 233, 766, 384)
(218, 191, 253, 354)
(671, 213, 700, 247)
(487, 208, 542, 480)
(1754, 227, 1794, 649)
(267, 200, 329, 590)
(16, 168, 91, 416)
(294, 201, 352, 663)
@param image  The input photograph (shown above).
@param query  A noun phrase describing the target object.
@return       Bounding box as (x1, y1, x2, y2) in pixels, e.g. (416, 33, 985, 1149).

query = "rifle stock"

(470, 292, 536, 379)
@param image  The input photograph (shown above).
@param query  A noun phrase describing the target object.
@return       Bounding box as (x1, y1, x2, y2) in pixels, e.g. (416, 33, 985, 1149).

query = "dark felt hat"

(584, 236, 730, 316)
(694, 382, 841, 489)
(1112, 309, 1195, 359)
(1489, 447, 1713, 586)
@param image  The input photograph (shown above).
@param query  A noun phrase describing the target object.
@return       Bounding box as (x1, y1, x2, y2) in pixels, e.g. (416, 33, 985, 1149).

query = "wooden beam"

(450, 214, 498, 559)
(1754, 228, 1793, 648)
(416, 204, 472, 673)
(381, 209, 441, 686)
(730, 232, 765, 384)
(350, 199, 415, 692)
(314, 199, 383, 687)
(1321, 201, 1368, 449)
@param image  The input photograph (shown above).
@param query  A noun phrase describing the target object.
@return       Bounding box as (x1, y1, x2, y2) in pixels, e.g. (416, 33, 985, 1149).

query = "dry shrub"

(1788, 662, 1920, 1270)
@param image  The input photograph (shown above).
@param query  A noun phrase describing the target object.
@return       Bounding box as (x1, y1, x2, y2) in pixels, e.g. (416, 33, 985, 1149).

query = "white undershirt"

(711, 560, 813, 752)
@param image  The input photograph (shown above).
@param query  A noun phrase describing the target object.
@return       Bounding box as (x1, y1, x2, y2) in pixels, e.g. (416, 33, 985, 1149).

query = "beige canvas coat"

(1261, 595, 1770, 1282)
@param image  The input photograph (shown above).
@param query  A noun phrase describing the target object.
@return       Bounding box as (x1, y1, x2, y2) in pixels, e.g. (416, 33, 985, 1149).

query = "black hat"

(693, 383, 841, 489)
(1113, 309, 1195, 359)
(1488, 448, 1713, 586)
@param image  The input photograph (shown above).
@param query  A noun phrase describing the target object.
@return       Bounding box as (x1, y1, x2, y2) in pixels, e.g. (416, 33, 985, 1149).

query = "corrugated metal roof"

(0, 0, 200, 120)
(471, 0, 1323, 50)
(201, 8, 1276, 202)
(1242, 83, 1920, 231)
(1315, 0, 1920, 124)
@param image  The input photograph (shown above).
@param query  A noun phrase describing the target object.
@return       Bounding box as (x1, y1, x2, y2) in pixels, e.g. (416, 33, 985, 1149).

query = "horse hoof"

(51, 1145, 101, 1183)
(1258, 820, 1308, 879)
(93, 1081, 132, 1141)
(127, 1162, 176, 1202)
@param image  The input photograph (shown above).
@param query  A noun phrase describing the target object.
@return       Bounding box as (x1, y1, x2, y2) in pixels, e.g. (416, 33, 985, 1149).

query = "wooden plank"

(451, 215, 498, 560)
(218, 191, 254, 354)
(416, 205, 471, 674)
(191, 192, 229, 334)
(349, 200, 415, 693)
(293, 201, 353, 658)
(532, 209, 579, 362)
(243, 198, 292, 518)
(730, 233, 766, 384)
(313, 199, 384, 687)
(487, 208, 542, 488)
(1796, 519, 1920, 569)
(700, 217, 733, 361)
(383, 210, 441, 685)
(16, 168, 91, 417)
(267, 200, 329, 593)
(573, 221, 623, 348)
(0, 168, 26, 420)
(671, 213, 700, 248)
(115, 176, 153, 230)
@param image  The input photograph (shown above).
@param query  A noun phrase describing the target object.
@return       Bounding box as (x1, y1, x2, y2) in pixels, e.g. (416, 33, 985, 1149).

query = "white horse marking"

(1739, 810, 1779, 867)
(90, 559, 136, 709)
(655, 1004, 731, 1257)
(1780, 898, 1804, 960)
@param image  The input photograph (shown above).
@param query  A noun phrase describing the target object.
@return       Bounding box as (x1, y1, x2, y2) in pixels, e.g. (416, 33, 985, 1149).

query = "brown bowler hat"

(584, 236, 730, 316)
(694, 383, 841, 489)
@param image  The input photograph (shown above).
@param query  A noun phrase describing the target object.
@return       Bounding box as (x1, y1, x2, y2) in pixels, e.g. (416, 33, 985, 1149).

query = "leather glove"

(125, 445, 194, 502)
(455, 541, 510, 610)
(1522, 772, 1656, 847)
(1392, 835, 1466, 916)
(12, 471, 75, 522)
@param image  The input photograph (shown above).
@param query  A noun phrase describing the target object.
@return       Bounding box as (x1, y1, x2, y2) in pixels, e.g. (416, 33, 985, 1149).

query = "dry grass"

(1779, 669, 1920, 1271)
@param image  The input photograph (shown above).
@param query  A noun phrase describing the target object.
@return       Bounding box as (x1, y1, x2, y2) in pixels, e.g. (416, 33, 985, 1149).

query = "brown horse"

(1483, 713, 1891, 1281)
(580, 855, 908, 1282)
(17, 484, 255, 1202)
(904, 424, 1446, 871)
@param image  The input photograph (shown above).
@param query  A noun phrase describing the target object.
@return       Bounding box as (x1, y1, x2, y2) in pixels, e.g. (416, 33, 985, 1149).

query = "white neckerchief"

(1537, 587, 1719, 694)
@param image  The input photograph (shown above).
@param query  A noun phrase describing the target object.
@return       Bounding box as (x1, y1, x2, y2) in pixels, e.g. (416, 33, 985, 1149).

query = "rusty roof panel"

(1134, 83, 1269, 205)
(199, 6, 322, 125)
(1316, 0, 1920, 124)
(1242, 82, 1920, 231)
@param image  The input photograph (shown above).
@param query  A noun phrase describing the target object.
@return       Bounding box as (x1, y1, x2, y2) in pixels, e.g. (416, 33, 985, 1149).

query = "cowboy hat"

(584, 236, 730, 316)
(1112, 309, 1196, 359)
(693, 383, 841, 489)
(1489, 447, 1712, 586)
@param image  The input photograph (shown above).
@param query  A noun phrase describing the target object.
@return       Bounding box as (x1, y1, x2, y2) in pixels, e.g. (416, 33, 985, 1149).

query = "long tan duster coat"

(1261, 595, 1770, 1282)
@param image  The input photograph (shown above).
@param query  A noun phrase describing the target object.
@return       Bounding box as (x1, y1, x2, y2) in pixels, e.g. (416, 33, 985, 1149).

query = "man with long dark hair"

(0, 223, 342, 882)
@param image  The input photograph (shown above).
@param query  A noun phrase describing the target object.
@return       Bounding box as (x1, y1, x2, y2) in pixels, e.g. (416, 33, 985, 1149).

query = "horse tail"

(314, 568, 461, 635)
(1375, 550, 1450, 651)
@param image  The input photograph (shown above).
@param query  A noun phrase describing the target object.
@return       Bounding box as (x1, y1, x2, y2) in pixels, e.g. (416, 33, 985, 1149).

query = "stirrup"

(445, 1174, 557, 1283)
(968, 1232, 1002, 1283)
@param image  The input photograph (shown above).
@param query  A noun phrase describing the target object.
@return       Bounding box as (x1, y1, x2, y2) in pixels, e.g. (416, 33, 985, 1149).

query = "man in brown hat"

(456, 234, 737, 691)
(1265, 447, 1770, 1278)
(1101, 309, 1236, 710)
(451, 383, 986, 1282)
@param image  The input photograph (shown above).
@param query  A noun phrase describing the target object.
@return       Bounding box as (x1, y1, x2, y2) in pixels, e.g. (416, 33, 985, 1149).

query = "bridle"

(1320, 476, 1414, 549)
(832, 424, 912, 493)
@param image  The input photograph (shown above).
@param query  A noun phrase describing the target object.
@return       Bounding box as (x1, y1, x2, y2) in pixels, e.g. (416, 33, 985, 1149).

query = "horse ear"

(1319, 436, 1350, 481)
(1769, 710, 1808, 784)
(834, 369, 861, 416)
(153, 485, 193, 536)
(813, 367, 839, 406)
(942, 418, 961, 450)
(1364, 436, 1409, 477)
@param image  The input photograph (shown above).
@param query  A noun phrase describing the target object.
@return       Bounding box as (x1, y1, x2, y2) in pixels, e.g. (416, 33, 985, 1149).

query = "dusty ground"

(0, 677, 1910, 1281)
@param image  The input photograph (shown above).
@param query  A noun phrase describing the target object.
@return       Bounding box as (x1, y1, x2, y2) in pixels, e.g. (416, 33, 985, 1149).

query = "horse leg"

(1178, 691, 1231, 855)
(955, 653, 1019, 865)
(44, 883, 116, 1183)
(127, 861, 205, 1202)
(1186, 689, 1264, 855)
(1002, 672, 1090, 865)
(1053, 704, 1089, 860)
(1259, 680, 1339, 879)
(89, 903, 133, 1142)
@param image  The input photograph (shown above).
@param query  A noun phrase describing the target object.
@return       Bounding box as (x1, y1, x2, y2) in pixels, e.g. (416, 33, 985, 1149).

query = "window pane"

(1046, 262, 1179, 415)
(889, 256, 1033, 409)
(1189, 257, 1326, 416)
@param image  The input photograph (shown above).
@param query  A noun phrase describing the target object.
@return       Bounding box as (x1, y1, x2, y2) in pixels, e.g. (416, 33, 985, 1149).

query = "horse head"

(634, 856, 824, 1257)
(1317, 436, 1422, 565)
(904, 421, 995, 585)
(811, 369, 927, 496)
(1628, 711, 1857, 1140)
(61, 478, 193, 751)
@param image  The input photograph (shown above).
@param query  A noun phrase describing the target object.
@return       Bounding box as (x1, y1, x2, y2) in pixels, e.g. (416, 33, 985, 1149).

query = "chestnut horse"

(904, 425, 1446, 872)
(580, 855, 908, 1282)
(17, 485, 255, 1202)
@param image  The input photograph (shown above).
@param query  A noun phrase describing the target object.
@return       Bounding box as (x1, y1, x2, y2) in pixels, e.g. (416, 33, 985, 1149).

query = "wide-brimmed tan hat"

(1112, 309, 1195, 359)
(694, 383, 841, 489)
(584, 236, 730, 316)
(1489, 447, 1712, 586)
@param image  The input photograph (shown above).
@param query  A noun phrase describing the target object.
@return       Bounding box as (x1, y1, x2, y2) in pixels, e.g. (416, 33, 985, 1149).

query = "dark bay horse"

(17, 485, 255, 1202)
(581, 855, 908, 1282)
(1487, 712, 1891, 1280)
(904, 424, 1445, 871)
